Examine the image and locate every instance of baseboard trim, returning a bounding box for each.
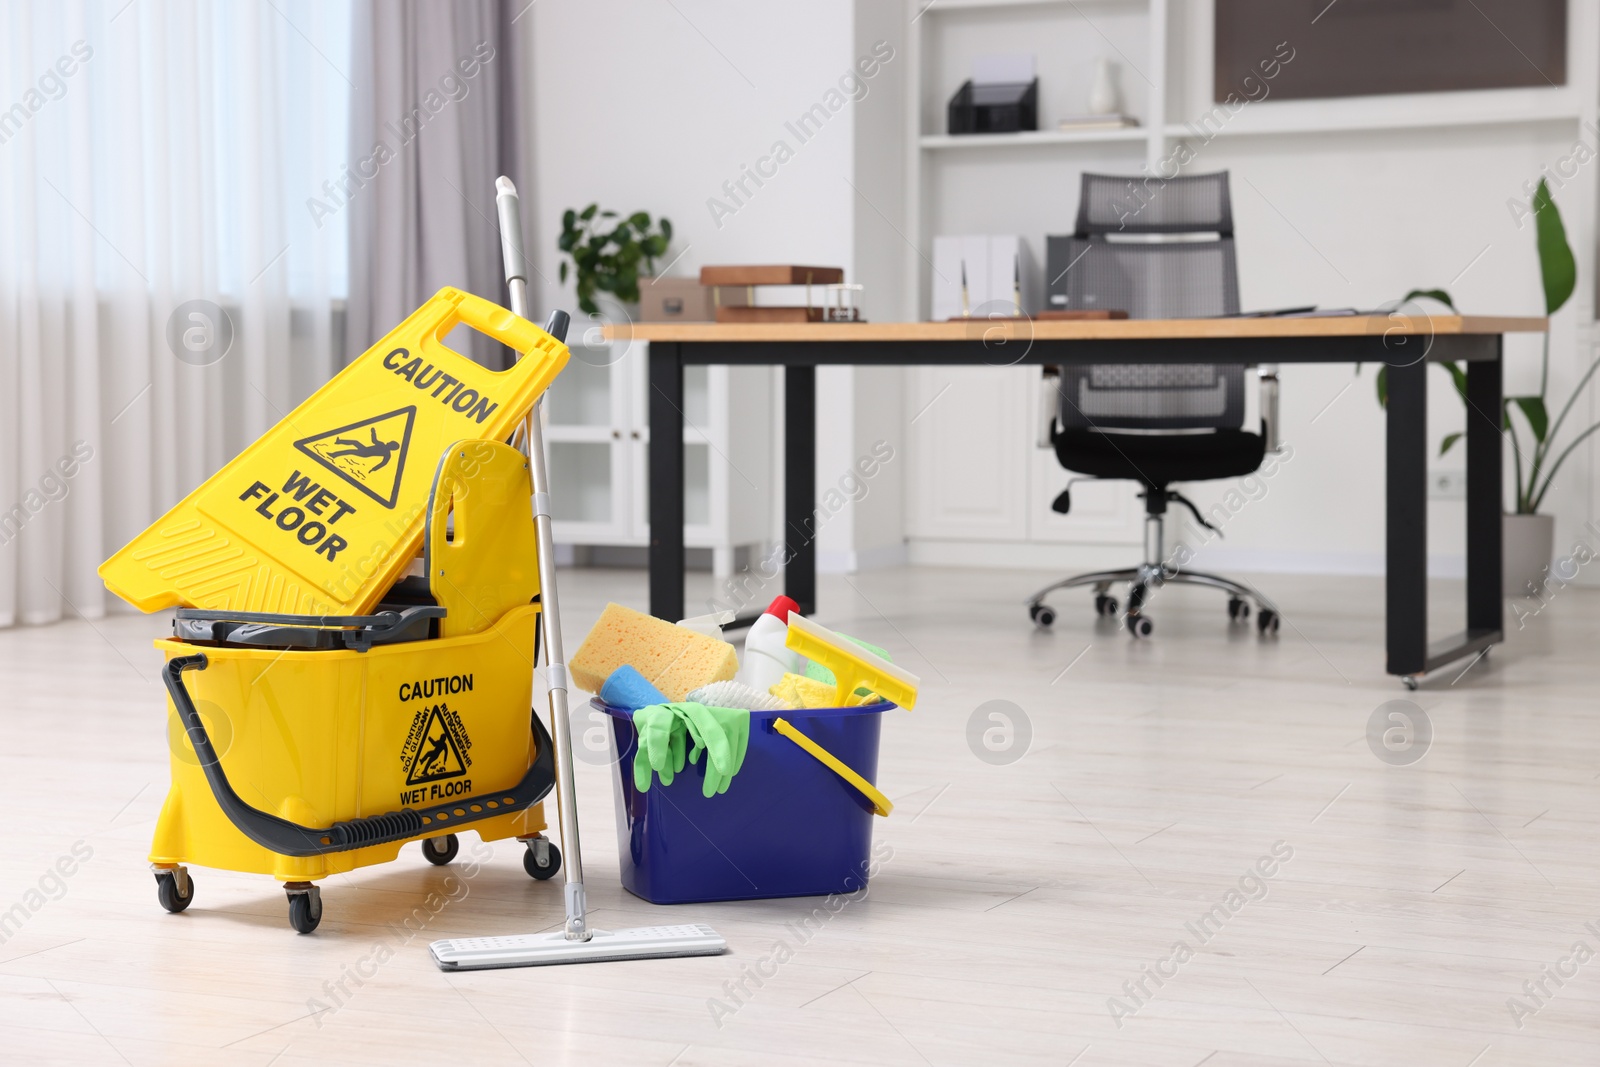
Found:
[818,541,910,575]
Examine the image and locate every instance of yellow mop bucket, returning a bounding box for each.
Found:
[100,287,568,617]
[147,440,562,933]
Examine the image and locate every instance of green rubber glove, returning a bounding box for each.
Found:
[632,704,688,791]
[677,703,751,797]
[631,703,749,797]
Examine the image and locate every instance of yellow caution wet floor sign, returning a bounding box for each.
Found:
[100,288,568,615]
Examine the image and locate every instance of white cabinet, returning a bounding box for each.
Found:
[544,337,773,577]
[907,365,1032,540]
[906,364,1143,550]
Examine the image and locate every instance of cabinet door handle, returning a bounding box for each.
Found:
[611,429,621,440]
[630,430,641,440]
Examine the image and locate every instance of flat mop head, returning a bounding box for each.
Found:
[430,925,726,971]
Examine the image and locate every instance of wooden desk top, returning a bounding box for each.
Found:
[605,314,1546,343]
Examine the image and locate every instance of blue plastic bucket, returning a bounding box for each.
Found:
[597,699,892,904]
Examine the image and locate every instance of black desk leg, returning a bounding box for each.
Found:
[785,364,817,615]
[648,342,685,621]
[1386,360,1428,676]
[1466,345,1503,631]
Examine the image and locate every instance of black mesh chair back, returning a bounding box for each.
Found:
[1056,171,1245,432]
[1075,170,1233,235]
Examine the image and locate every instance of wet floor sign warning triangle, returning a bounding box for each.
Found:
[294,407,416,509]
[405,706,468,786]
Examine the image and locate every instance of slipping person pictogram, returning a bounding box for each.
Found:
[402,704,470,786]
[294,406,417,508]
[326,427,401,473]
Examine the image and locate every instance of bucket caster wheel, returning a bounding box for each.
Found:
[522,837,561,881]
[421,834,459,866]
[285,883,322,934]
[1128,615,1153,638]
[1095,594,1119,618]
[154,866,193,914]
[1028,603,1056,628]
[1227,597,1250,622]
[1257,609,1280,636]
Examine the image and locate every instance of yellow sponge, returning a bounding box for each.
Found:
[770,672,843,709]
[570,602,738,700]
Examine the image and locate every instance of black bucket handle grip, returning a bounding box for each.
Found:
[162,653,555,857]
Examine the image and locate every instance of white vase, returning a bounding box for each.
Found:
[1088,58,1118,116]
[1503,512,1555,597]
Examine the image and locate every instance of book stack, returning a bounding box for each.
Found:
[1056,114,1140,132]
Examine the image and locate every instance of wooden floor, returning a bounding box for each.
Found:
[4,565,1598,1065]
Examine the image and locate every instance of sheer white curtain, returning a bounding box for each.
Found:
[0,0,351,626]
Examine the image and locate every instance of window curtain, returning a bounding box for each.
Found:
[345,0,530,371]
[0,0,351,626]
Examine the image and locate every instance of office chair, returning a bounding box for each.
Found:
[1029,171,1282,638]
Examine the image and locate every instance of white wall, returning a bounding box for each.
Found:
[528,0,911,575]
[527,1,857,294]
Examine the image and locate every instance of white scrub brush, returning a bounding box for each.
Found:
[685,680,794,710]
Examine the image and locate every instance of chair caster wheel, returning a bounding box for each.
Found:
[286,884,322,934]
[1095,594,1119,617]
[1401,675,1419,691]
[1256,609,1280,636]
[523,838,561,880]
[154,867,193,914]
[1228,597,1250,621]
[421,833,459,865]
[1029,603,1056,628]
[1129,615,1153,638]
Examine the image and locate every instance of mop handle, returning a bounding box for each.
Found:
[495,176,590,941]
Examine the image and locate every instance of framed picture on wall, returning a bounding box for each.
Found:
[1214,0,1566,103]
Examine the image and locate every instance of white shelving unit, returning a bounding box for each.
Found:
[543,333,773,579]
[919,127,1147,149]
[903,0,1170,553]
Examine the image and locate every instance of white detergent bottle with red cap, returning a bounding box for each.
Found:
[737,595,804,693]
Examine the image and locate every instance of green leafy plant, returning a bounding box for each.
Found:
[1503,179,1591,515]
[1381,179,1597,515]
[557,205,672,315]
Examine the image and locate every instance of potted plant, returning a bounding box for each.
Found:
[557,204,673,316]
[1382,180,1597,597]
[1498,180,1590,595]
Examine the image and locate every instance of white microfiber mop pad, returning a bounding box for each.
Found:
[685,679,794,711]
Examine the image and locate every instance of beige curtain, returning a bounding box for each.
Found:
[345,0,531,369]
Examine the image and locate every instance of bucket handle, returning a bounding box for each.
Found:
[162,653,556,856]
[772,717,893,817]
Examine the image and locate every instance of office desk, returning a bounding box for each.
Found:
[606,315,1547,682]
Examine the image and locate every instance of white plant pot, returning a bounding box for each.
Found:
[1503,512,1555,597]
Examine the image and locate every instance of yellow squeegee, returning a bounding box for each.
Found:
[784,613,920,710]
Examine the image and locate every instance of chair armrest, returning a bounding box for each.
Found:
[1038,366,1060,449]
[1258,364,1280,452]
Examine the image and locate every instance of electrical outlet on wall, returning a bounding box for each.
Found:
[1429,469,1467,500]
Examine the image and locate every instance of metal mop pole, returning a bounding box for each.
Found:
[427,178,724,970]
[494,176,589,941]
